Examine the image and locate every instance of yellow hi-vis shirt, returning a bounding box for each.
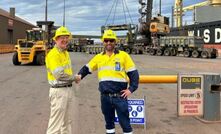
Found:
[86,50,136,82]
[45,46,73,86]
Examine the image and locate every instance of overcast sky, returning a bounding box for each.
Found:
[0,0,205,35]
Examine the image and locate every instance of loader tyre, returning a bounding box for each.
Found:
[164,49,170,56]
[201,51,208,58]
[183,50,191,57]
[149,48,156,55]
[12,52,21,65]
[192,50,199,58]
[125,48,131,54]
[36,52,45,65]
[132,48,138,54]
[156,49,163,56]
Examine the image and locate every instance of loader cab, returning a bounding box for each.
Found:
[26,28,44,41]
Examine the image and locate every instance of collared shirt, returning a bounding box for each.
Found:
[78,50,139,93]
[45,45,74,86]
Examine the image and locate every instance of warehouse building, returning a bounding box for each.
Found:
[0,7,36,45]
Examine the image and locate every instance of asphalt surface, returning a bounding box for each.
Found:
[0,52,221,134]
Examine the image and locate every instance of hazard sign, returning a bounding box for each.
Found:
[115,99,146,124]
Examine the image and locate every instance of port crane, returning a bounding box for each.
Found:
[174,0,221,27]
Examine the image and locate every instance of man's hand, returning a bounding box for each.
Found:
[120,89,131,99]
[74,74,82,84]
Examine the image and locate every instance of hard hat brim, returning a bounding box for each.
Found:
[53,34,71,41]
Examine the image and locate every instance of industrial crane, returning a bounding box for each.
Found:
[70,0,217,58]
[100,0,170,54]
[174,0,221,27]
[73,0,170,54]
[138,0,169,46]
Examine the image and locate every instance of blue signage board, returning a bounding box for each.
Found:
[115,99,146,124]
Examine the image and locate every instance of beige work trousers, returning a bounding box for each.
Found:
[46,86,74,134]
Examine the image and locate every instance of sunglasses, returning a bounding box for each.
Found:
[104,39,115,43]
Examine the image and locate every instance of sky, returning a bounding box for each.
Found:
[0,0,205,36]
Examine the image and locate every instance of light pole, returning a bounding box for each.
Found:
[159,0,161,15]
[63,0,66,26]
[45,0,48,21]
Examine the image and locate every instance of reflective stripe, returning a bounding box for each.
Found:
[126,67,136,73]
[99,77,127,82]
[47,64,71,75]
[47,64,72,81]
[123,132,133,134]
[98,65,125,72]
[106,129,115,133]
[52,65,71,74]
[86,64,92,73]
[52,66,63,74]
[98,66,115,71]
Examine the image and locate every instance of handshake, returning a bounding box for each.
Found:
[73,74,82,84]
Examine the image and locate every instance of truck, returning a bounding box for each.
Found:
[149,36,218,58]
[73,38,94,52]
[12,21,55,65]
[67,36,96,52]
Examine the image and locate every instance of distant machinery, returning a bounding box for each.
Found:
[174,0,221,27]
[149,36,218,58]
[82,0,170,55]
[13,21,55,65]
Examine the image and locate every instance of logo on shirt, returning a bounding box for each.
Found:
[115,62,121,71]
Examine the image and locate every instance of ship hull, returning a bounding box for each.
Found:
[170,20,221,50]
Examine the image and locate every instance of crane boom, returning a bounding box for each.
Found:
[174,0,211,27]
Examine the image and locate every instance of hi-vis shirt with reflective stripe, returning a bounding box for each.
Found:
[45,46,73,86]
[87,50,136,82]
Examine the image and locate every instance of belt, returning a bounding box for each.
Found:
[51,84,72,88]
[102,93,122,97]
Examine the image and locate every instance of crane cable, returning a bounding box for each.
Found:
[112,0,119,24]
[122,0,134,24]
[153,0,157,16]
[122,0,127,24]
[104,0,118,26]
[104,0,134,25]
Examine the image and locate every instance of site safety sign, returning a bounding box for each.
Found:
[115,99,146,124]
[178,74,204,116]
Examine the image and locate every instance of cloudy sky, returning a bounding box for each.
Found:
[0,0,205,35]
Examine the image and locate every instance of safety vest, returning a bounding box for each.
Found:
[45,46,73,86]
[86,50,136,82]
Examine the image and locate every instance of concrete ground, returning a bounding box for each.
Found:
[0,52,221,134]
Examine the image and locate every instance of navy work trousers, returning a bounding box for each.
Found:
[100,94,132,133]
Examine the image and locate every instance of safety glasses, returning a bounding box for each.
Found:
[104,39,115,43]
